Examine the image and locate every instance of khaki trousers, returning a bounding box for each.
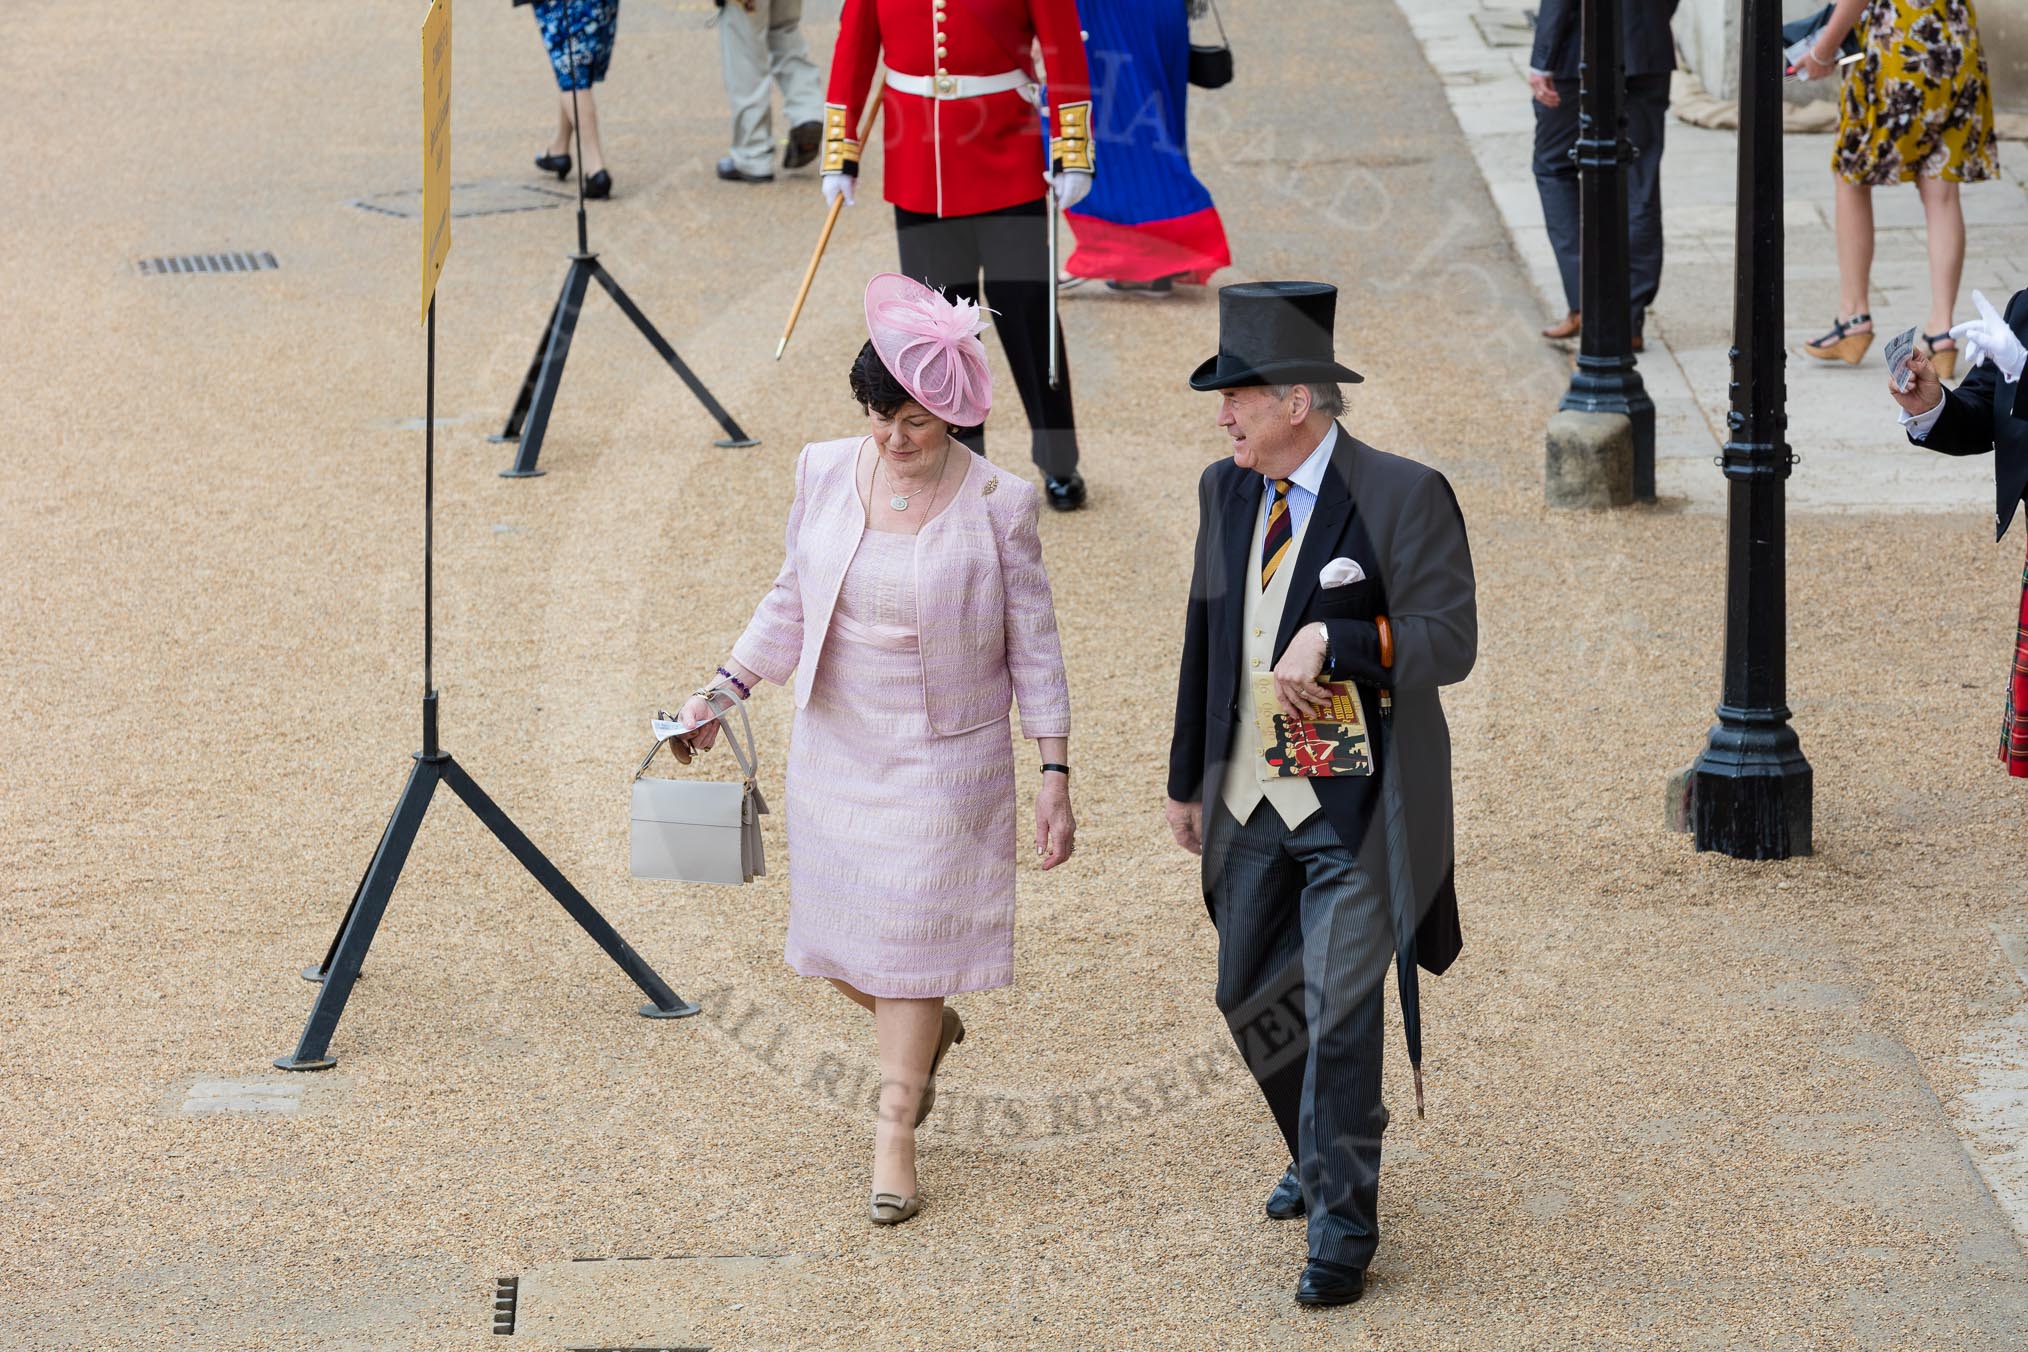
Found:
[718,0,823,177]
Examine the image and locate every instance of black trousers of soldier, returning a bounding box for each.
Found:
[894,200,1080,480]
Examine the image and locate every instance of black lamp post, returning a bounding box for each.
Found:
[1559,0,1656,500]
[1690,0,1812,858]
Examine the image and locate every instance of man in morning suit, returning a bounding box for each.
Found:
[1165,282,1477,1306]
[1528,0,1679,345]
[1891,286,2028,770]
[1893,286,2028,536]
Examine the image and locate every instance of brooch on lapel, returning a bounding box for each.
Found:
[982,477,998,497]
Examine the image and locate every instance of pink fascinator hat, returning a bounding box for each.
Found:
[864,273,993,428]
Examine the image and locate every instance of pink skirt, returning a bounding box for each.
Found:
[781,614,1017,997]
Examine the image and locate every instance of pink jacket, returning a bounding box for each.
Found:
[731,436,1072,739]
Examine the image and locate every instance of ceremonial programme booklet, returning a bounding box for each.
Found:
[1251,673,1375,778]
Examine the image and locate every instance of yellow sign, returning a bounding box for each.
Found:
[420,0,452,321]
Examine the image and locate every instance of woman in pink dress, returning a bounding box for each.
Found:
[673,275,1076,1225]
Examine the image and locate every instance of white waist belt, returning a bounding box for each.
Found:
[885,68,1032,100]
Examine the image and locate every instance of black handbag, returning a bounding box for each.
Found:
[1780,5,1862,67]
[1189,0,1232,90]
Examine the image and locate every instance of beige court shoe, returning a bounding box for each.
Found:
[869,1192,921,1226]
[914,1006,967,1128]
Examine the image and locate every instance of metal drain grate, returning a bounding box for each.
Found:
[491,1275,518,1335]
[136,251,278,276]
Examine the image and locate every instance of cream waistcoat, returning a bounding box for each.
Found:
[1220,498,1322,829]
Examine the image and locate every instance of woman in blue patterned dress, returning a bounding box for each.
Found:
[1058,0,1230,294]
[520,0,621,198]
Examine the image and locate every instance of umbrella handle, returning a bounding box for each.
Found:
[1376,614,1393,715]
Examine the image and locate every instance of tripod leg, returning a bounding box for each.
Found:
[440,756,700,1018]
[490,286,568,446]
[589,263,760,449]
[276,759,441,1070]
[301,786,411,982]
[501,260,595,478]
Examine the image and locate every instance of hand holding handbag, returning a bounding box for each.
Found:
[630,691,769,885]
[1189,0,1233,90]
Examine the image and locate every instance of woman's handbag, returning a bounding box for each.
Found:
[630,692,769,885]
[1188,0,1233,90]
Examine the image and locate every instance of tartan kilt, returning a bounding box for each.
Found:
[2003,535,2028,777]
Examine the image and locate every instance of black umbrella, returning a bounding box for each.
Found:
[1375,695,1426,1118]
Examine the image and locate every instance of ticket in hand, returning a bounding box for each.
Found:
[652,703,730,740]
[1883,326,1918,392]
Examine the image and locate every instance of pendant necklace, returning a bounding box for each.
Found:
[883,446,947,512]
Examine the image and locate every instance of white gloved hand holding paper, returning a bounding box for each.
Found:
[1051,169,1093,211]
[1949,289,2027,385]
[822,173,857,209]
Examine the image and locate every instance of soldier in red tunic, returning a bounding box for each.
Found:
[820,0,1095,510]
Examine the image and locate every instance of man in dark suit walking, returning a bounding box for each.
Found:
[1164,283,1477,1306]
[1529,0,1679,346]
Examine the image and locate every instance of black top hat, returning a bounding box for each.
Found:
[1188,281,1364,390]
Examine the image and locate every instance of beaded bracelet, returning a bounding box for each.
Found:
[715,666,751,700]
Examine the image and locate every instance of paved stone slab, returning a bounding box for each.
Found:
[1398,0,2028,515]
[1958,930,2028,1247]
[179,1077,304,1115]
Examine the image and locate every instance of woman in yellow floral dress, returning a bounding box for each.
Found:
[1799,0,1998,378]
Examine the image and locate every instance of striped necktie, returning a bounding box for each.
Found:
[1260,478,1293,588]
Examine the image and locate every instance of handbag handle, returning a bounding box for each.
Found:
[636,689,762,784]
[1203,0,1228,47]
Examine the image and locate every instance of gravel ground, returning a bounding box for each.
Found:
[4,1,2027,1348]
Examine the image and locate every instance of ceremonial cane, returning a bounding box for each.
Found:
[776,81,886,361]
[1046,181,1062,390]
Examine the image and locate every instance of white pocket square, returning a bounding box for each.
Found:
[1320,557,1365,587]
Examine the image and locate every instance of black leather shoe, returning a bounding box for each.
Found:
[1295,1259,1365,1307]
[1105,274,1179,295]
[1042,472,1086,511]
[535,150,571,180]
[584,169,612,199]
[716,156,775,184]
[783,120,823,170]
[1264,1165,1305,1220]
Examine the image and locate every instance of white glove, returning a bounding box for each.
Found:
[1949,289,2027,385]
[1051,169,1093,211]
[822,173,856,209]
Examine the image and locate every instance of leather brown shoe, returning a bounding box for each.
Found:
[1295,1259,1365,1306]
[1541,310,1581,340]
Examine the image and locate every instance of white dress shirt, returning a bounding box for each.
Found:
[1261,422,1340,540]
[1900,395,1946,441]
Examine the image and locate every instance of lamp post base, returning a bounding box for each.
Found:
[1690,714,1812,859]
[1559,358,1655,501]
